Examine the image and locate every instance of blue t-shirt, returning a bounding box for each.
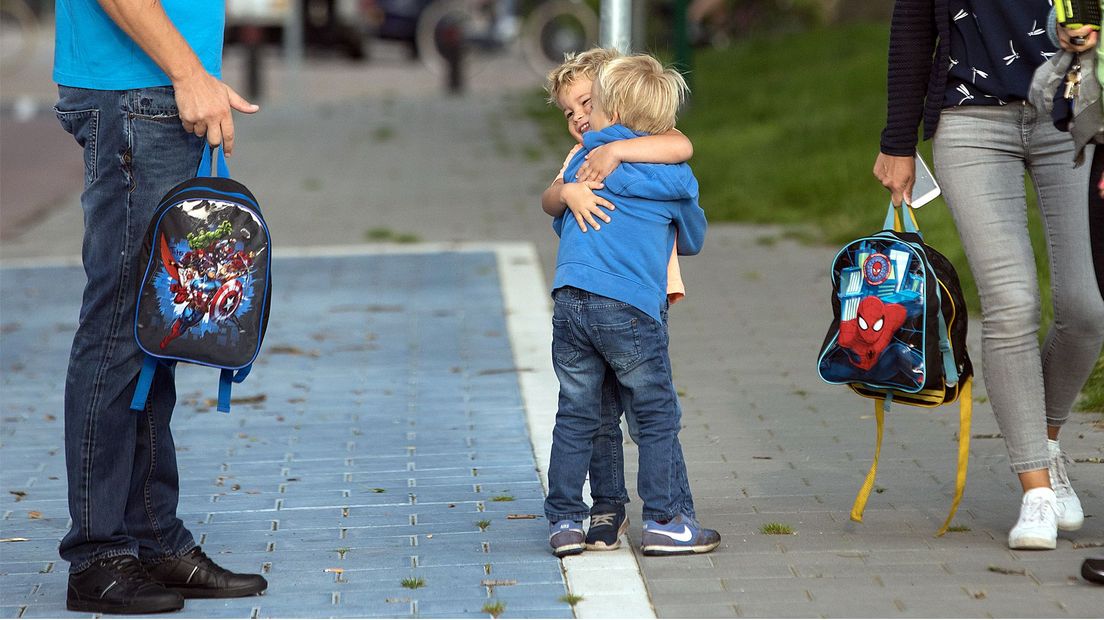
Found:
[54,0,224,90]
[943,0,1057,107]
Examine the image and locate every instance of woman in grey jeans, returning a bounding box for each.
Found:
[873,0,1104,550]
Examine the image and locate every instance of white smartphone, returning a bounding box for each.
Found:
[911,152,941,208]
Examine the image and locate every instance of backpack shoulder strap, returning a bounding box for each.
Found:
[217,365,253,414]
[936,376,972,536]
[850,394,890,523]
[130,355,160,411]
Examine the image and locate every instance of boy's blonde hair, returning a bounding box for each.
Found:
[545,47,622,106]
[593,54,689,135]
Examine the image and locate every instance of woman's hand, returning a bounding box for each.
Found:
[873,152,916,206]
[1058,24,1099,53]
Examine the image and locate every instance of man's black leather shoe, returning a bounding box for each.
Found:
[1082,557,1104,585]
[144,546,267,599]
[67,555,185,614]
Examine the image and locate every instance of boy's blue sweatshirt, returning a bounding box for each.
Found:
[552,124,707,323]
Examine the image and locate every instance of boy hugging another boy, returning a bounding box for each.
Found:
[543,53,720,557]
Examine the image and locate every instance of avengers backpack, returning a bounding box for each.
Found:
[131,145,271,414]
[817,203,973,536]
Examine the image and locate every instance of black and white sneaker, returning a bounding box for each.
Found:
[585,503,628,550]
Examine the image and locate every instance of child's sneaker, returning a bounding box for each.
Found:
[585,503,628,551]
[1047,439,1084,531]
[641,514,720,556]
[1008,487,1058,550]
[549,520,585,557]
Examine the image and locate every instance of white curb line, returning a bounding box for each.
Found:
[494,243,655,620]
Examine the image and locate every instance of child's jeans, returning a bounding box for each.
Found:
[589,335,695,518]
[545,286,695,523]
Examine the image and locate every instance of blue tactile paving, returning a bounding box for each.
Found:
[0,251,573,619]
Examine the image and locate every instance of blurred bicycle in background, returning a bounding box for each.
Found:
[226,0,596,77]
[413,0,598,77]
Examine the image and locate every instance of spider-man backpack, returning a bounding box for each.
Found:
[131,145,272,414]
[817,203,973,535]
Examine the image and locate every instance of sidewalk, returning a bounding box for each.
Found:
[2,26,1103,618]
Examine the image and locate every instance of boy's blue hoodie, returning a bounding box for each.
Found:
[552,124,706,323]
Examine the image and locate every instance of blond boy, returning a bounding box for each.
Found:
[544,54,719,557]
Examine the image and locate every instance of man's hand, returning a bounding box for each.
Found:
[173,71,259,156]
[576,144,622,183]
[562,181,616,232]
[1058,24,1099,53]
[873,152,915,206]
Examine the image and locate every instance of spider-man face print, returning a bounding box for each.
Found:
[838,296,907,370]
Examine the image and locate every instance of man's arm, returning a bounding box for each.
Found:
[97,0,259,155]
[575,129,693,182]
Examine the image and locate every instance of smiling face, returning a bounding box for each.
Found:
[556,78,594,142]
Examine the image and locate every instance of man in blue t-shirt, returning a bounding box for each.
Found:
[54,1,263,614]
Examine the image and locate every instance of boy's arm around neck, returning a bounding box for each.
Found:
[579,129,692,183]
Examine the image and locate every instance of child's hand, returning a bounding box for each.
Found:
[562,181,616,232]
[576,144,622,183]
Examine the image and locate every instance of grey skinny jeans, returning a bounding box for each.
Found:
[932,103,1104,474]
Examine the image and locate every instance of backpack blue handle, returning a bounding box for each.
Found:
[130,355,160,411]
[884,202,920,235]
[197,144,231,178]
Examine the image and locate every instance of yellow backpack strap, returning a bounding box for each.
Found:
[936,377,972,536]
[851,395,889,522]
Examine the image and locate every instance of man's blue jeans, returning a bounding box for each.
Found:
[546,287,695,523]
[55,85,204,572]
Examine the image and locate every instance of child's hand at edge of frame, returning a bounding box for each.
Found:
[562,181,616,232]
[576,144,622,183]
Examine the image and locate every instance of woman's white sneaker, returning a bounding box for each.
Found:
[1008,487,1058,550]
[1048,439,1084,531]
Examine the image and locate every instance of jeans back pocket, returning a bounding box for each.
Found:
[594,319,643,372]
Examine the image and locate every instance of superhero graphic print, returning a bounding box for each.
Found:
[136,198,267,366]
[819,238,926,391]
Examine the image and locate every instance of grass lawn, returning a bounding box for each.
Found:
[523,22,1103,411]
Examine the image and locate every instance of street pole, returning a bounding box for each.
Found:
[600,0,632,53]
[284,0,304,106]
